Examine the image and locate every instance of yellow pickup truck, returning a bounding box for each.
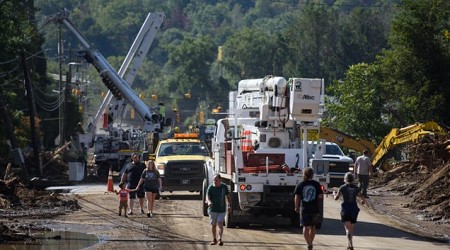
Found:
[150,133,212,195]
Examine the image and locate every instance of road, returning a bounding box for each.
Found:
[45,184,448,250]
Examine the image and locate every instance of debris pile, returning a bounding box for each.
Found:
[0,174,79,242]
[373,135,450,221]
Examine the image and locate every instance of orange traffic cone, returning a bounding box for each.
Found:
[107,168,114,192]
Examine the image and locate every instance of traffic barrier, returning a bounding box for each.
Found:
[241,130,254,151]
[107,168,114,192]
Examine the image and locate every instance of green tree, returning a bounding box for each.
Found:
[222,27,286,83]
[378,0,450,126]
[0,0,51,156]
[325,63,390,142]
[164,34,217,111]
[283,5,340,82]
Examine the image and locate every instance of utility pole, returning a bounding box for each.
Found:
[58,24,64,146]
[21,50,42,176]
[63,45,72,142]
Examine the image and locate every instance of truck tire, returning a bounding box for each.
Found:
[96,164,109,181]
[202,179,209,216]
[225,192,238,228]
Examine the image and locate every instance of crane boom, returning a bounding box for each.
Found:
[55,9,160,133]
[93,12,165,131]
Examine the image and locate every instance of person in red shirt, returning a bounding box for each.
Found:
[116,182,133,217]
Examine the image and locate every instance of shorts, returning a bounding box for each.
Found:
[119,200,127,210]
[341,211,359,224]
[341,205,360,224]
[128,185,145,199]
[208,211,226,225]
[144,187,159,193]
[301,213,320,227]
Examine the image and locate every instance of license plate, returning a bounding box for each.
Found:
[182,179,190,184]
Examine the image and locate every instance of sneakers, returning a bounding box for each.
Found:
[140,209,145,214]
[147,212,150,218]
[210,239,217,245]
[218,239,223,246]
[307,245,313,250]
[127,211,133,215]
[119,212,121,216]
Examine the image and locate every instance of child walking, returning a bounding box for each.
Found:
[116,182,133,217]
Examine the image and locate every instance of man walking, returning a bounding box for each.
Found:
[206,174,231,246]
[354,149,373,198]
[294,167,324,250]
[121,153,145,215]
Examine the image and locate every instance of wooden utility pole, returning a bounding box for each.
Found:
[58,24,64,146]
[21,50,42,177]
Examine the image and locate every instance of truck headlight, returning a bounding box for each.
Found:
[156,163,165,171]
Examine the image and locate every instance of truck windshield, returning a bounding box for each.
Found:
[158,142,209,157]
[310,143,344,156]
[325,144,344,156]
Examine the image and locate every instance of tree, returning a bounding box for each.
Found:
[325,63,390,142]
[378,0,450,126]
[0,0,48,157]
[222,28,286,83]
[164,34,217,111]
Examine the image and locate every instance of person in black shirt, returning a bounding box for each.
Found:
[294,167,323,250]
[120,153,146,215]
[333,172,366,250]
[136,160,162,218]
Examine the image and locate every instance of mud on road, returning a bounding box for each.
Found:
[0,136,449,246]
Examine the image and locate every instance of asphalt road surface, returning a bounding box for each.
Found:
[43,184,448,250]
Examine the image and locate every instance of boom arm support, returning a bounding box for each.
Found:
[55,9,160,132]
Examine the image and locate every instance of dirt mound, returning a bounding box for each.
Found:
[372,136,450,221]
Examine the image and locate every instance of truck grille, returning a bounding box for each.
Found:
[328,161,351,188]
[328,161,351,173]
[164,160,205,190]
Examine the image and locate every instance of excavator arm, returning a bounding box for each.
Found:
[318,127,376,155]
[371,121,447,169]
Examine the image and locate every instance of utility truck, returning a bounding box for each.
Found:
[54,9,165,179]
[203,76,330,228]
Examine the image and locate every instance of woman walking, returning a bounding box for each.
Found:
[333,172,366,250]
[136,160,162,217]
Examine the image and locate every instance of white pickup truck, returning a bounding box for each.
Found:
[310,141,354,188]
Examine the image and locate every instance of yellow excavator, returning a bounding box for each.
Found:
[371,121,447,170]
[317,121,447,171]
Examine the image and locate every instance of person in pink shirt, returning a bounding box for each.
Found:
[116,182,134,217]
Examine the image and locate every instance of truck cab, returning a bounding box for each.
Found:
[151,133,212,195]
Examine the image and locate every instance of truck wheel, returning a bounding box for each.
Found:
[202,179,208,216]
[225,210,236,228]
[225,192,238,228]
[96,165,109,181]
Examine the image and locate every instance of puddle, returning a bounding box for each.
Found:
[1,231,99,250]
